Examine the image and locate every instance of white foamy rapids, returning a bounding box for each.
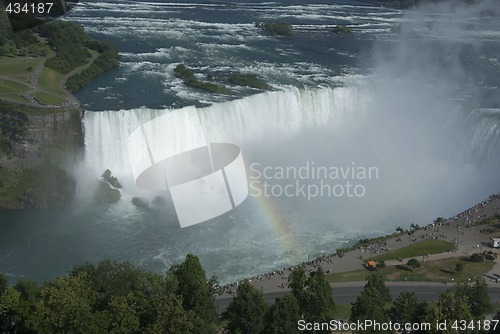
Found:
[83,86,365,178]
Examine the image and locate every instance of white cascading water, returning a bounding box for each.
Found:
[82,82,500,227]
[83,86,367,179]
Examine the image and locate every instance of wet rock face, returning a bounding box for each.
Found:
[0,107,84,210]
[0,108,82,167]
[0,110,28,143]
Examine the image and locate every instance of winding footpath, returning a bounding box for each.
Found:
[0,52,98,109]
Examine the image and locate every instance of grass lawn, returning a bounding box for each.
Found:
[0,57,41,76]
[328,269,369,283]
[327,256,495,283]
[391,256,495,282]
[0,94,30,104]
[32,91,66,105]
[370,239,456,262]
[38,67,65,97]
[0,79,29,94]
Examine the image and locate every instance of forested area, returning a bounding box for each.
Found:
[0,255,219,333]
[65,40,118,92]
[0,7,42,56]
[38,21,90,73]
[1,254,496,334]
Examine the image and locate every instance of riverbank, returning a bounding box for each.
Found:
[218,194,500,296]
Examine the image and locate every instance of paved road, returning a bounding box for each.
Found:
[216,284,500,314]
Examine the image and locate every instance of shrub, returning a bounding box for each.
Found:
[470,253,484,263]
[174,64,230,95]
[407,258,421,270]
[228,73,271,90]
[485,254,496,261]
[256,22,294,37]
[331,25,352,35]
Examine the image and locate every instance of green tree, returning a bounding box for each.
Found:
[72,260,153,313]
[288,265,336,326]
[363,273,391,302]
[455,262,464,272]
[350,274,392,334]
[469,253,484,263]
[225,280,268,334]
[72,260,192,332]
[169,254,217,332]
[351,294,392,334]
[35,273,109,334]
[144,293,197,334]
[302,267,335,324]
[390,291,428,333]
[0,274,7,295]
[0,275,20,334]
[107,293,140,334]
[288,265,308,311]
[453,278,491,318]
[428,289,473,334]
[265,294,301,334]
[407,258,421,270]
[12,279,41,333]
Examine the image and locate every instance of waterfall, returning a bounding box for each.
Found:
[83,82,500,217]
[83,86,367,178]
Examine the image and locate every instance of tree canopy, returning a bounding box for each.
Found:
[0,256,218,333]
[224,280,268,334]
[350,274,392,334]
[1,256,498,333]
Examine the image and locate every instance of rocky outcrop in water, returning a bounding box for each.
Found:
[101,169,122,188]
[132,197,150,209]
[94,180,121,203]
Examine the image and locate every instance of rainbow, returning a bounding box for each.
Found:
[247,176,304,262]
